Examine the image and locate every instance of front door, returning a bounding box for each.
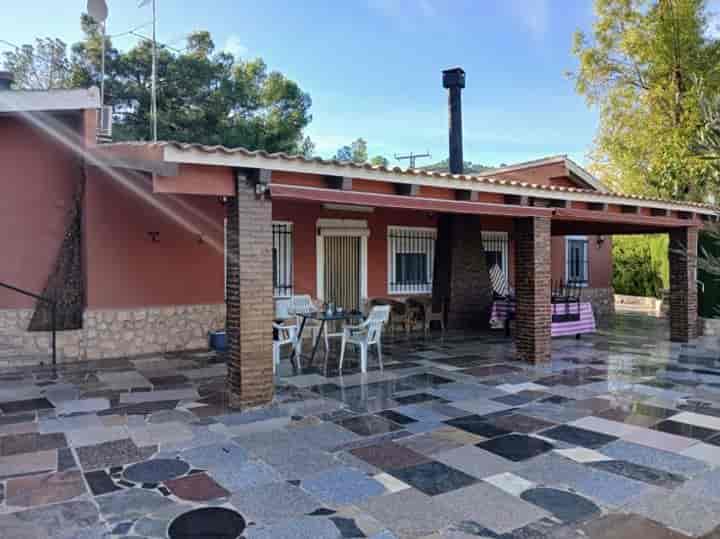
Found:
[322,235,361,311]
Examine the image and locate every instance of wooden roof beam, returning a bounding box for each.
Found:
[395,183,420,196]
[325,175,353,190]
[456,189,479,201]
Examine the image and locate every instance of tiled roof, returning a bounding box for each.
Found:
[102,141,720,213]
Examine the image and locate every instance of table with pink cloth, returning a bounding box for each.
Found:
[490,299,597,337]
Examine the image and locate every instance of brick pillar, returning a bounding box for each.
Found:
[432,214,493,330]
[514,216,551,363]
[226,175,274,409]
[669,227,698,342]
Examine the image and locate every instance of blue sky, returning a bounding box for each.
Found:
[3,1,608,166]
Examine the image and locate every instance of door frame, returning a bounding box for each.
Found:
[316,219,369,303]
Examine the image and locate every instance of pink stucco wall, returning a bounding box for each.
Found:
[84,167,225,308]
[0,114,83,308]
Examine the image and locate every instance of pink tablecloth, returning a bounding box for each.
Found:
[490,299,596,337]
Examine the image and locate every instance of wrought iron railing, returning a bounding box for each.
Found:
[272,223,293,297]
[0,282,56,365]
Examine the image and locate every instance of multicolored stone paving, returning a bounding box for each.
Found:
[2,315,720,538]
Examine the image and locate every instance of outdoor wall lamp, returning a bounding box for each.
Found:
[597,235,606,247]
[148,231,160,242]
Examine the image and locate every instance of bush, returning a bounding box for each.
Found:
[612,235,669,298]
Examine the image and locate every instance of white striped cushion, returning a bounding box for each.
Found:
[489,264,509,297]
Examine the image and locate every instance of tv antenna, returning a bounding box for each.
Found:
[394,151,431,169]
[87,0,108,108]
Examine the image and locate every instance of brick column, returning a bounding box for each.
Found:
[432,214,493,330]
[514,216,551,363]
[226,174,274,409]
[669,227,699,342]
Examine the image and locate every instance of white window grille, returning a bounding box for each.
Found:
[272,222,293,298]
[566,236,589,285]
[387,226,436,294]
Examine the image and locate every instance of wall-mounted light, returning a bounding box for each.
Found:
[148,231,160,242]
[596,235,606,248]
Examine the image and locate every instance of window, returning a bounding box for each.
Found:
[566,236,589,285]
[272,222,293,297]
[388,226,436,294]
[482,231,509,279]
[224,220,294,298]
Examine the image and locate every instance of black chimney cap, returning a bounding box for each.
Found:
[442,67,465,89]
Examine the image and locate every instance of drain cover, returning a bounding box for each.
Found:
[168,507,246,539]
[123,459,190,483]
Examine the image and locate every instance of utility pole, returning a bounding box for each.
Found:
[151,0,157,142]
[394,151,431,169]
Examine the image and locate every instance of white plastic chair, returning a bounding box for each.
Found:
[272,322,300,374]
[339,305,390,374]
[289,294,321,355]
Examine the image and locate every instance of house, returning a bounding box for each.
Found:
[0,68,714,407]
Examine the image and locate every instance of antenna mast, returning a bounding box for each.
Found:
[394,151,431,169]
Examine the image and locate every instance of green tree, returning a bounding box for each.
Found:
[301,136,315,158]
[571,0,720,201]
[370,155,389,167]
[2,38,72,89]
[351,138,368,163]
[64,16,312,152]
[612,235,669,297]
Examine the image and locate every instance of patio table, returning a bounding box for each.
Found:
[290,310,364,369]
[490,299,596,338]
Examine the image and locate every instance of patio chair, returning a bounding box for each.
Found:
[551,280,582,323]
[367,298,413,336]
[272,321,300,374]
[406,297,445,336]
[289,294,321,353]
[338,305,390,374]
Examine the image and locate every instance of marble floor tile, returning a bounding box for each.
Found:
[569,416,646,438]
[335,415,403,437]
[96,488,174,523]
[624,426,699,453]
[588,459,685,487]
[5,470,86,507]
[119,388,199,404]
[358,488,463,538]
[676,469,720,501]
[434,444,522,479]
[476,434,555,462]
[394,428,478,456]
[129,421,194,446]
[84,470,123,496]
[75,438,152,471]
[0,431,66,456]
[229,481,323,524]
[540,425,617,449]
[483,472,535,496]
[600,440,709,477]
[376,410,417,425]
[516,453,651,507]
[164,472,230,501]
[435,482,550,534]
[489,414,557,434]
[625,489,720,537]
[0,398,54,414]
[350,441,430,471]
[554,447,611,463]
[373,472,411,493]
[66,426,129,447]
[574,514,694,539]
[449,398,514,417]
[388,460,478,496]
[302,466,385,505]
[444,415,513,438]
[0,449,57,478]
[681,442,720,466]
[97,371,151,390]
[653,419,720,441]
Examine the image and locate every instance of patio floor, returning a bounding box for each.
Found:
[1,315,720,538]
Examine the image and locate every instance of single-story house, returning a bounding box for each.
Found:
[0,68,715,408]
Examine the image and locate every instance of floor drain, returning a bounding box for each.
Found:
[168,507,246,539]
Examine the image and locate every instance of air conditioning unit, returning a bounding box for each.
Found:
[96,105,113,142]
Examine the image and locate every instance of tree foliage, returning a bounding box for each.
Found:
[334,138,388,164]
[2,38,72,89]
[612,235,669,297]
[571,0,720,201]
[3,17,312,153]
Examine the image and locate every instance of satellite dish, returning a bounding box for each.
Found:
[87,0,108,23]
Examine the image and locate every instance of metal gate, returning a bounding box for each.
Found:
[323,235,361,311]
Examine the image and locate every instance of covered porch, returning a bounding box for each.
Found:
[92,141,717,409]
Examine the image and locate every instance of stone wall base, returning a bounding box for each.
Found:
[700,317,720,337]
[583,287,615,321]
[0,304,226,363]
